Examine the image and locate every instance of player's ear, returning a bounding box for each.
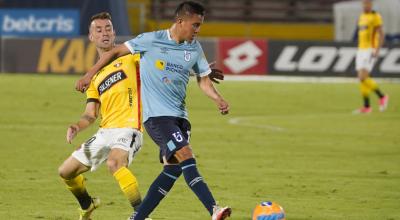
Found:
[88,33,93,41]
[175,16,183,24]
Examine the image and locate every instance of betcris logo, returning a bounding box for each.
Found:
[0,9,79,37]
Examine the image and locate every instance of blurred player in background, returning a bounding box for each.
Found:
[354,0,388,114]
[58,12,145,220]
[75,1,232,220]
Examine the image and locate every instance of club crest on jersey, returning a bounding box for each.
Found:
[184,50,191,62]
[98,70,127,95]
[114,61,122,68]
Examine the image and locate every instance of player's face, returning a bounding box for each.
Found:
[363,0,372,12]
[179,14,204,42]
[88,19,115,50]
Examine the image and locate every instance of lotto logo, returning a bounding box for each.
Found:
[219,39,267,75]
[271,44,400,74]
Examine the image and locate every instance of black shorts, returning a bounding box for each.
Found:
[144,116,191,163]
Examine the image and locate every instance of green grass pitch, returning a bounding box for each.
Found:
[0,73,399,220]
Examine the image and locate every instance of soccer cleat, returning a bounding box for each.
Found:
[352,107,372,114]
[78,197,100,220]
[379,95,389,112]
[212,205,232,220]
[127,212,152,220]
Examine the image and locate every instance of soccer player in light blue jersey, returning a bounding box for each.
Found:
[76,1,231,220]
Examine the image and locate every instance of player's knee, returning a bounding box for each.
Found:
[175,145,194,162]
[58,165,72,179]
[106,158,126,174]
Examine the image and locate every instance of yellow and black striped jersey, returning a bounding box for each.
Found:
[358,11,383,49]
[86,54,142,131]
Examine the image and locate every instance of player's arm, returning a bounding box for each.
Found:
[75,44,131,92]
[197,75,229,115]
[373,25,384,57]
[66,101,100,144]
[196,61,224,84]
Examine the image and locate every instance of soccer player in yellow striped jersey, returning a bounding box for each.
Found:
[58,12,146,220]
[355,0,388,114]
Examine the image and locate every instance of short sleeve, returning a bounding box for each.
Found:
[374,13,383,27]
[86,80,99,103]
[124,32,153,54]
[192,42,211,77]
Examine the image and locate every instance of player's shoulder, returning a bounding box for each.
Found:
[135,30,167,41]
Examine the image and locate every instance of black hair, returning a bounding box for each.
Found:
[174,1,205,19]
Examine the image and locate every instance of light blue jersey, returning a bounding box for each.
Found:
[124,30,211,122]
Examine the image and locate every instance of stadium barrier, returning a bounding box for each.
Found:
[0,37,399,77]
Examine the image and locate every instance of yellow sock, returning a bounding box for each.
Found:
[62,175,92,209]
[364,77,378,90]
[113,167,141,209]
[63,174,86,194]
[360,81,371,97]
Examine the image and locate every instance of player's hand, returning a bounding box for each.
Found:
[217,98,229,115]
[75,74,91,93]
[66,124,80,144]
[372,49,380,58]
[208,61,224,84]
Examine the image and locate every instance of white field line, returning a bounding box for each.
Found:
[228,117,285,132]
[222,75,400,83]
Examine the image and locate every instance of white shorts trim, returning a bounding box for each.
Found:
[356,49,376,72]
[72,128,143,171]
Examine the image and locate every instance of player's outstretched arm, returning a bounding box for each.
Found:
[75,44,131,92]
[197,75,229,115]
[66,102,99,144]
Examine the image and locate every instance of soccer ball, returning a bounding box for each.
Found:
[252,201,286,220]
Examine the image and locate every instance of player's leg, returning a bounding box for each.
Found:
[59,131,109,219]
[131,160,182,220]
[108,148,142,211]
[131,118,183,220]
[58,156,100,220]
[58,156,93,210]
[172,119,231,219]
[356,69,372,113]
[362,73,388,112]
[174,148,232,218]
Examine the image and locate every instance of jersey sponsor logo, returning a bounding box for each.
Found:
[156,59,166,70]
[98,70,127,95]
[155,59,187,74]
[359,25,368,31]
[270,42,400,75]
[162,76,172,84]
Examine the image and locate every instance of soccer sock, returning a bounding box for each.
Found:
[364,77,384,98]
[134,165,182,220]
[363,77,378,90]
[113,167,142,210]
[360,81,371,107]
[180,158,216,215]
[62,175,92,209]
[363,96,370,108]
